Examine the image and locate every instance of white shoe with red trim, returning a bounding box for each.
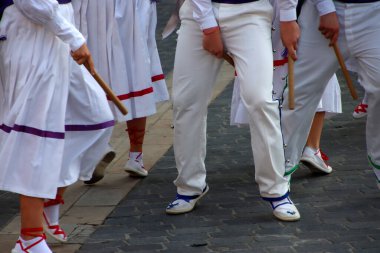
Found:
[352,102,368,119]
[43,195,67,242]
[124,152,148,177]
[300,146,332,174]
[11,228,52,253]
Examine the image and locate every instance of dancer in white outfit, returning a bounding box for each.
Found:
[166,0,301,221]
[280,0,380,189]
[230,0,342,175]
[0,0,114,252]
[73,0,169,181]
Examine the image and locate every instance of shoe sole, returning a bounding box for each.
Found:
[300,157,332,174]
[124,167,148,177]
[352,113,367,119]
[166,185,209,215]
[273,212,301,222]
[84,151,116,185]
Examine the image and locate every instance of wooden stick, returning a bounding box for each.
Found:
[287,56,295,110]
[223,52,235,67]
[332,43,358,100]
[85,66,128,115]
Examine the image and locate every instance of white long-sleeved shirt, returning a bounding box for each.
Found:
[189,0,299,30]
[310,0,336,16]
[14,0,85,51]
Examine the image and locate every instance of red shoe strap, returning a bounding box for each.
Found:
[318,149,330,166]
[20,227,45,238]
[44,194,64,207]
[354,103,368,113]
[42,212,67,239]
[319,150,329,161]
[48,224,67,236]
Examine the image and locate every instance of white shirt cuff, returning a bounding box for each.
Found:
[68,36,86,51]
[315,1,336,16]
[198,16,218,30]
[280,9,297,22]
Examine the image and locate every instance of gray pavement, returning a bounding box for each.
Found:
[0,191,18,230]
[77,74,380,253]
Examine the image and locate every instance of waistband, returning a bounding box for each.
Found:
[1,0,71,20]
[212,0,259,4]
[335,0,380,3]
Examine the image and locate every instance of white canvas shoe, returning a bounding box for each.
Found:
[43,212,67,242]
[12,228,52,253]
[166,185,209,214]
[300,146,332,174]
[124,152,148,177]
[43,195,67,242]
[270,197,300,222]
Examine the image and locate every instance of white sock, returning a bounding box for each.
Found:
[43,204,60,226]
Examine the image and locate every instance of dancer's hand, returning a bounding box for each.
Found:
[203,26,224,59]
[71,43,95,74]
[280,21,300,61]
[319,12,339,46]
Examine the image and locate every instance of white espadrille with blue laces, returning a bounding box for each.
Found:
[269,196,300,221]
[166,185,209,214]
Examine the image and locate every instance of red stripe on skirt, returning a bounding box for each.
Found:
[108,87,154,101]
[151,74,165,82]
[274,58,288,66]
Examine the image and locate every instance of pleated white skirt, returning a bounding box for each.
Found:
[0,4,114,198]
[73,0,169,122]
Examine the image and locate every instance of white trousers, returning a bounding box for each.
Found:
[281,1,380,178]
[172,0,289,199]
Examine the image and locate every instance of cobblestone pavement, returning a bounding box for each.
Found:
[77,73,380,253]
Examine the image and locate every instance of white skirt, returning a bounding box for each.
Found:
[316,74,342,119]
[0,4,114,199]
[73,0,169,122]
